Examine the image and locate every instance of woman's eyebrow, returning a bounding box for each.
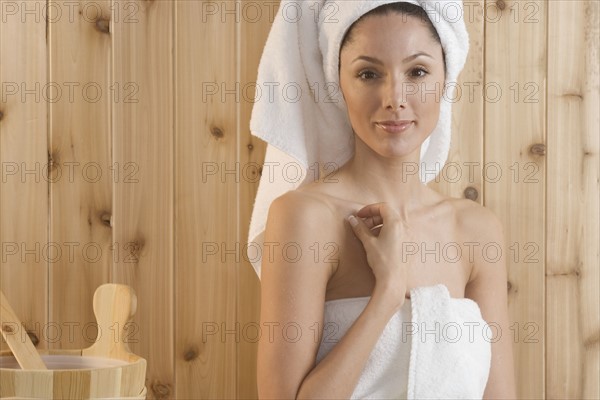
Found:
[352,52,433,65]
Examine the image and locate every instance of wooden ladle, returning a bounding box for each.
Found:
[0,290,47,370]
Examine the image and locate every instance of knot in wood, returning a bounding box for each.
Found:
[152,383,171,397]
[463,186,479,201]
[184,347,198,361]
[100,213,112,227]
[211,126,224,139]
[530,143,546,156]
[95,19,110,34]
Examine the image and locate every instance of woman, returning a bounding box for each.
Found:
[256,2,517,399]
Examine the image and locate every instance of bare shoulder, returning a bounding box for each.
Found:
[268,187,338,228]
[451,198,504,240]
[265,188,340,277]
[446,198,505,283]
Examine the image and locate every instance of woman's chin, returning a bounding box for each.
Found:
[373,144,418,159]
[355,134,422,160]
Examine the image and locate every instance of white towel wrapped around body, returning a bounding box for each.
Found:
[316,284,492,399]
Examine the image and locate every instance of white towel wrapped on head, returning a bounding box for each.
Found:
[247,0,470,279]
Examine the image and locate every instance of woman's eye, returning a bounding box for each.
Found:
[358,70,377,80]
[412,67,429,78]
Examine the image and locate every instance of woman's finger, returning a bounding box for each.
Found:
[355,204,385,231]
[355,203,383,219]
[369,224,382,237]
[346,214,374,245]
[361,215,383,230]
[356,202,399,223]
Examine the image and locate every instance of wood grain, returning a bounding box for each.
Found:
[112,0,174,398]
[484,0,547,398]
[547,1,600,398]
[48,0,113,352]
[175,0,238,398]
[0,0,48,353]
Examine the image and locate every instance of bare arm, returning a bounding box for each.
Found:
[296,287,400,399]
[257,193,403,399]
[464,205,518,400]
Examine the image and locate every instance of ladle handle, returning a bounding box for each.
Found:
[82,283,138,360]
[0,290,47,370]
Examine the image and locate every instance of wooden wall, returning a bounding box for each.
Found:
[0,0,597,398]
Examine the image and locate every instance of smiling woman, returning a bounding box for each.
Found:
[248,1,518,399]
[338,4,446,165]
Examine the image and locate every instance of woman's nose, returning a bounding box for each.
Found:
[384,78,412,110]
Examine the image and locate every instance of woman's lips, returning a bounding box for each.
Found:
[375,121,414,133]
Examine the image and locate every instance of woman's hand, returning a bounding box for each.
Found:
[346,202,414,309]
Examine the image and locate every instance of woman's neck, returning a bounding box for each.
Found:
[334,138,431,219]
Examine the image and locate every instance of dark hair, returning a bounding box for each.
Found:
[339,2,446,73]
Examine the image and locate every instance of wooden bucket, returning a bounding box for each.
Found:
[0,284,147,399]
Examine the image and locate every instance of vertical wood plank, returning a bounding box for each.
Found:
[239,1,274,397]
[112,0,174,398]
[547,1,599,398]
[48,0,112,351]
[175,0,239,398]
[0,0,48,351]
[485,0,547,398]
[430,0,485,204]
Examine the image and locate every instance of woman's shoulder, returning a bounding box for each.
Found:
[436,195,504,287]
[266,182,346,236]
[264,184,343,280]
[423,191,503,243]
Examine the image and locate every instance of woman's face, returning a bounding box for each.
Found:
[339,13,445,159]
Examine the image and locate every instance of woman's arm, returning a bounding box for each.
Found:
[257,192,402,399]
[463,204,518,400]
[295,287,401,399]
